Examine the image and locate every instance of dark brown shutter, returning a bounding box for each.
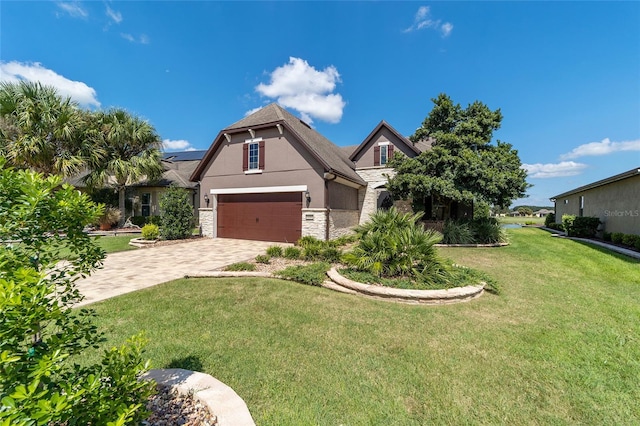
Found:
[259,140,265,170]
[374,146,380,166]
[242,143,248,171]
[388,145,394,160]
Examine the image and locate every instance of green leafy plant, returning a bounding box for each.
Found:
[544,213,556,228]
[470,217,507,244]
[635,238,640,251]
[284,246,302,260]
[603,232,612,242]
[0,161,154,425]
[562,214,576,235]
[611,232,624,244]
[266,246,283,257]
[276,262,330,286]
[622,234,639,247]
[159,186,193,240]
[343,208,447,281]
[141,223,159,240]
[442,220,475,244]
[255,254,271,264]
[225,262,256,272]
[569,217,600,238]
[98,206,122,230]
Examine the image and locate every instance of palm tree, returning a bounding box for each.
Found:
[84,108,163,226]
[0,81,101,177]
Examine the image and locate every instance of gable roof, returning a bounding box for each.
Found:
[349,120,431,161]
[190,103,365,185]
[551,167,640,200]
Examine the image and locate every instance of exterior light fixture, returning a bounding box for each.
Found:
[204,194,210,207]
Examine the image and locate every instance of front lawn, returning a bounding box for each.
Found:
[93,235,138,253]
[84,228,640,425]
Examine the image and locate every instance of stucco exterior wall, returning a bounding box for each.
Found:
[554,174,640,235]
[199,127,327,209]
[352,127,418,168]
[328,181,358,210]
[329,209,358,239]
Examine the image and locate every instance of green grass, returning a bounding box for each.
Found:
[83,228,640,425]
[93,235,138,253]
[499,215,545,225]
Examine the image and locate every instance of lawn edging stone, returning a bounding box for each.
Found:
[144,368,255,426]
[326,268,485,304]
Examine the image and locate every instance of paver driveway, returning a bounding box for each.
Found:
[76,238,278,306]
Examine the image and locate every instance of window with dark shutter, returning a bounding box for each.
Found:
[242,143,249,171]
[388,145,394,160]
[374,146,380,166]
[259,140,265,170]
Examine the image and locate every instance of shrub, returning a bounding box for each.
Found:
[320,247,342,263]
[225,262,256,272]
[330,234,357,247]
[131,215,161,227]
[570,217,600,238]
[159,186,193,240]
[141,223,159,240]
[276,262,330,286]
[611,232,625,244]
[0,161,153,425]
[343,208,446,279]
[302,243,322,260]
[255,254,271,264]
[469,218,507,244]
[622,234,639,247]
[297,235,322,247]
[266,246,283,257]
[284,246,302,259]
[544,213,556,228]
[97,206,121,229]
[603,232,612,242]
[635,238,640,251]
[442,220,475,244]
[562,214,576,235]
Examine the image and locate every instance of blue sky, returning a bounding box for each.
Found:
[2,1,639,207]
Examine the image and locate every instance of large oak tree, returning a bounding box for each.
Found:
[387,94,529,217]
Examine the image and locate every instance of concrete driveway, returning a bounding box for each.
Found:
[76,238,278,306]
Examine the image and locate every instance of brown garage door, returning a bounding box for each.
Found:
[217,192,302,243]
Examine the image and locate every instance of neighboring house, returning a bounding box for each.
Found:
[551,167,640,235]
[532,208,554,217]
[190,104,434,242]
[129,150,206,219]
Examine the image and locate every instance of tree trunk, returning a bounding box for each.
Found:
[118,186,126,227]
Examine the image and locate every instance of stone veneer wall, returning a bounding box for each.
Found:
[329,209,359,239]
[355,167,396,224]
[301,208,328,241]
[198,208,214,238]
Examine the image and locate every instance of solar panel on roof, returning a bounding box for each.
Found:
[162,150,207,162]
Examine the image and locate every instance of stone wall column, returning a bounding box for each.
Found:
[198,208,214,238]
[301,208,329,241]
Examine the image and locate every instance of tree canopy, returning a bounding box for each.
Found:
[387,94,529,216]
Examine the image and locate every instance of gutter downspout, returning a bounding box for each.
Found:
[323,172,337,241]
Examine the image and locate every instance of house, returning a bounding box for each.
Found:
[551,167,640,235]
[189,104,432,242]
[129,150,206,219]
[532,208,554,217]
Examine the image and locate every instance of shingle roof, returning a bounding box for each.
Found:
[162,150,207,162]
[191,103,364,185]
[551,167,640,200]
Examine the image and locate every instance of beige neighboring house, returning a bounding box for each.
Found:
[190,104,433,242]
[129,150,205,219]
[533,208,554,217]
[551,167,640,235]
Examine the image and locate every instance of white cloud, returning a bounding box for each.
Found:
[404,6,453,37]
[56,1,88,19]
[121,33,149,44]
[162,139,195,151]
[0,61,100,108]
[255,57,345,124]
[522,161,588,179]
[244,107,262,117]
[560,138,640,160]
[106,5,122,24]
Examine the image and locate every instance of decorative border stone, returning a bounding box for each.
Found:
[143,368,255,426]
[325,268,485,305]
[129,238,158,248]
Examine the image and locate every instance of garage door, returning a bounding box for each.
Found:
[217,192,302,243]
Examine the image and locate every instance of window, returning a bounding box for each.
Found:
[141,193,151,217]
[243,139,265,173]
[579,196,584,217]
[380,145,388,165]
[374,143,394,166]
[248,142,259,170]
